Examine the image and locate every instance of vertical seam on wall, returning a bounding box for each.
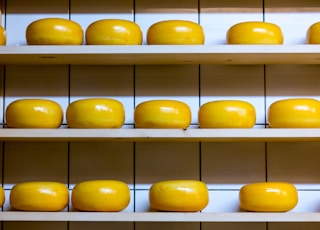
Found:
[262,0,265,22]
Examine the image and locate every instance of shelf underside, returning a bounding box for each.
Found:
[1,212,320,222]
[0,128,320,142]
[0,45,320,65]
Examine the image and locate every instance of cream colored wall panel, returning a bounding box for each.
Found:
[200,65,265,125]
[3,142,68,189]
[265,0,320,44]
[135,0,198,44]
[135,65,199,125]
[201,142,266,186]
[0,66,4,123]
[135,190,150,212]
[3,222,67,230]
[70,0,133,44]
[69,222,133,230]
[267,142,320,184]
[4,65,69,124]
[204,191,239,212]
[135,142,200,186]
[200,0,263,44]
[293,191,320,212]
[70,65,134,124]
[5,0,69,45]
[203,222,266,230]
[69,142,134,185]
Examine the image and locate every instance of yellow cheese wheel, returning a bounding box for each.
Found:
[149,180,209,212]
[26,18,83,45]
[72,180,130,212]
[0,187,5,208]
[226,21,283,44]
[239,182,298,212]
[198,100,256,128]
[268,98,320,128]
[10,181,69,211]
[0,26,6,45]
[306,22,320,44]
[6,99,63,128]
[66,98,125,128]
[147,20,205,45]
[134,100,191,129]
[86,19,142,45]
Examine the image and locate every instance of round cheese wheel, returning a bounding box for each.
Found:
[86,19,142,45]
[147,20,205,45]
[0,26,6,45]
[6,99,63,128]
[134,100,191,129]
[72,180,130,212]
[66,98,125,128]
[268,98,320,128]
[307,22,320,44]
[149,180,209,212]
[0,187,5,208]
[198,100,256,128]
[26,18,83,45]
[226,21,283,44]
[239,182,298,212]
[10,181,69,211]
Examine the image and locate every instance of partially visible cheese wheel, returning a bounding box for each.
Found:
[10,181,69,211]
[0,187,4,207]
[198,100,256,128]
[149,180,209,212]
[6,99,63,128]
[226,21,283,44]
[26,18,83,45]
[0,26,6,45]
[72,180,130,212]
[268,98,320,128]
[147,20,205,45]
[86,19,143,45]
[134,100,191,129]
[66,98,125,128]
[306,22,320,44]
[239,182,298,212]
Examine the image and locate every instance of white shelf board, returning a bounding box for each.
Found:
[0,45,320,65]
[1,128,320,142]
[1,212,320,222]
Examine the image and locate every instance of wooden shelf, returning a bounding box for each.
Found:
[0,45,320,65]
[1,212,320,222]
[1,128,320,142]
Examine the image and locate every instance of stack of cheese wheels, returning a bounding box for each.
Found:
[198,100,256,128]
[226,21,283,44]
[26,18,83,45]
[72,180,130,211]
[5,99,63,128]
[147,20,205,45]
[239,182,298,212]
[66,98,125,128]
[134,100,191,129]
[268,98,320,128]
[0,26,6,45]
[86,19,143,45]
[307,22,320,44]
[10,181,69,211]
[149,180,209,212]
